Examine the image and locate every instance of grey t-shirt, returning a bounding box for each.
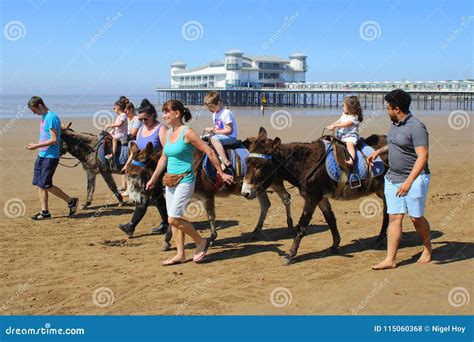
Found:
[385,113,430,183]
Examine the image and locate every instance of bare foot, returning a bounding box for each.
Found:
[372,259,397,270]
[417,249,432,264]
[162,256,186,266]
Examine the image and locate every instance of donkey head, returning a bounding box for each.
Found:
[241,127,281,200]
[59,122,73,156]
[125,141,158,205]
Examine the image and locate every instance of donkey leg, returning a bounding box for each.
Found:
[203,195,218,241]
[317,197,340,251]
[271,180,294,233]
[283,197,319,265]
[83,171,96,209]
[250,191,271,239]
[375,190,388,247]
[100,172,124,207]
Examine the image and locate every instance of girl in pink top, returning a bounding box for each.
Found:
[105,100,128,159]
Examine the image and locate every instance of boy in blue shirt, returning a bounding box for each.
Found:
[26,96,78,220]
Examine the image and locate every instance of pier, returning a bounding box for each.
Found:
[156,88,473,111]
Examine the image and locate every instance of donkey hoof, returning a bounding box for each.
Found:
[162,241,171,251]
[329,245,340,254]
[117,202,124,208]
[209,233,218,242]
[81,204,89,210]
[282,255,294,266]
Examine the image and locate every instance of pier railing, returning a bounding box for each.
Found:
[156,88,473,111]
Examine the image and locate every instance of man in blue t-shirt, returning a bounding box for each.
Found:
[27,96,79,220]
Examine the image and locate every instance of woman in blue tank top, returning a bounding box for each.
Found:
[146,100,233,265]
[118,99,169,239]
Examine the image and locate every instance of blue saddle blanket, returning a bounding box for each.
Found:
[97,136,129,166]
[203,145,249,179]
[323,140,384,182]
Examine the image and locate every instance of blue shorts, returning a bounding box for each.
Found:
[384,173,430,218]
[32,156,59,189]
[211,134,238,145]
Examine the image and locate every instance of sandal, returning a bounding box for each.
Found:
[193,238,210,263]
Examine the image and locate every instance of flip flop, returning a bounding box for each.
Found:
[162,258,186,266]
[193,238,210,263]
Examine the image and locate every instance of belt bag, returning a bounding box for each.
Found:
[163,172,188,187]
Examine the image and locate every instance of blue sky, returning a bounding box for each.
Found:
[1,0,472,95]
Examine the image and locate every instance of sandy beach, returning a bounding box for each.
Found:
[0,113,472,315]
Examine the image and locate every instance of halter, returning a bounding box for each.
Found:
[131,160,147,168]
[247,153,272,160]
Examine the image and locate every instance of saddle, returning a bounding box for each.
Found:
[97,132,129,170]
[202,141,249,191]
[322,136,384,195]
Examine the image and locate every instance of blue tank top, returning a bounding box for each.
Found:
[164,127,195,184]
[136,124,164,151]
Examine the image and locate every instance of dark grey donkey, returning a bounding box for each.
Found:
[60,123,124,209]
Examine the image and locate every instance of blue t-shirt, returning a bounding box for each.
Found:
[39,111,61,159]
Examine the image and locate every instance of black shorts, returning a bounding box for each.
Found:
[32,156,59,189]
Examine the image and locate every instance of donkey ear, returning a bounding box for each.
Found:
[61,122,72,130]
[272,137,281,150]
[258,127,267,139]
[144,141,154,158]
[241,137,253,149]
[129,141,138,156]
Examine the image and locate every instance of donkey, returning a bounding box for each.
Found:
[60,123,124,209]
[125,139,294,243]
[241,127,389,265]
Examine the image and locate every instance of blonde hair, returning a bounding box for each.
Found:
[204,91,221,107]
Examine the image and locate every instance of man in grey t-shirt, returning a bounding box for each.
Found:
[367,89,432,270]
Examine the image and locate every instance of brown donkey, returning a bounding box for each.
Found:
[241,127,389,265]
[125,140,294,245]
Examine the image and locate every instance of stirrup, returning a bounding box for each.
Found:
[349,173,362,189]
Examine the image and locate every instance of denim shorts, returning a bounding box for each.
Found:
[384,173,430,218]
[211,134,238,145]
[165,181,195,218]
[32,156,59,189]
